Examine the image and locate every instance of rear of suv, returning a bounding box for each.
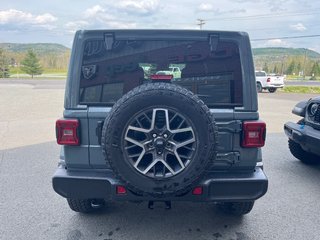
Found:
[53,30,268,215]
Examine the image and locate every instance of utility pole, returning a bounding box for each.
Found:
[302,48,307,80]
[197,19,205,30]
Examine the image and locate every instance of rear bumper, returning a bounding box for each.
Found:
[52,167,268,202]
[284,121,320,156]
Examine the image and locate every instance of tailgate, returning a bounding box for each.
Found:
[269,76,284,84]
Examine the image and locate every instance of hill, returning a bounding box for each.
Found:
[2,44,319,62]
[252,47,320,75]
[1,43,319,75]
[0,43,69,56]
[0,43,70,71]
[253,47,320,59]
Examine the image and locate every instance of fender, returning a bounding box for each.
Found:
[292,100,308,117]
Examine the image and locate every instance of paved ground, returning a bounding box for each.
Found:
[0,80,320,240]
[0,81,64,151]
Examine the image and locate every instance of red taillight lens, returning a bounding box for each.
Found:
[56,119,80,145]
[267,78,271,82]
[116,186,127,195]
[241,121,266,148]
[192,186,203,195]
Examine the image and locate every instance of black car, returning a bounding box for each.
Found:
[284,96,320,164]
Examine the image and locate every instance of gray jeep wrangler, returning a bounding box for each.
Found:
[53,30,268,215]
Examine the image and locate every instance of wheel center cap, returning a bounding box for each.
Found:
[154,137,165,150]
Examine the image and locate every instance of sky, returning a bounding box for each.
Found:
[0,0,320,52]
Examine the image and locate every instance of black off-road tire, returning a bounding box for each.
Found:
[67,198,105,213]
[256,83,262,93]
[288,139,319,165]
[268,88,277,93]
[218,201,255,216]
[101,83,217,197]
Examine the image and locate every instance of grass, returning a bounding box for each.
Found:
[285,75,320,81]
[280,86,320,94]
[42,68,68,74]
[8,67,67,78]
[9,73,67,79]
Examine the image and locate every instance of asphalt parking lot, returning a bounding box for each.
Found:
[0,80,320,240]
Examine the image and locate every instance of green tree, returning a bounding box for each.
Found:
[286,60,296,75]
[262,62,269,72]
[0,48,10,78]
[273,65,278,74]
[21,49,43,78]
[311,62,320,76]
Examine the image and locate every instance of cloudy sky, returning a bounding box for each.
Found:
[1,0,320,51]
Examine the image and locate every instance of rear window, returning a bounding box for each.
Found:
[79,37,243,107]
[255,71,266,77]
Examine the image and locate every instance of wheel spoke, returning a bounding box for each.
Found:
[173,151,186,169]
[127,125,151,134]
[180,145,195,151]
[128,153,142,158]
[134,149,146,167]
[164,109,170,131]
[142,159,159,174]
[176,138,195,148]
[143,113,152,122]
[169,113,178,124]
[150,109,157,130]
[125,144,138,150]
[177,119,185,129]
[136,118,143,128]
[124,107,197,178]
[159,160,175,174]
[125,136,144,148]
[170,127,193,134]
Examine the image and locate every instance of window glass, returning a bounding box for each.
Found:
[79,38,243,106]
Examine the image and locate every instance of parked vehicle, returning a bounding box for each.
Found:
[156,67,181,80]
[284,97,320,164]
[52,29,268,215]
[255,71,284,93]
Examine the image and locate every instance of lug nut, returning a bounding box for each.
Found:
[164,134,168,138]
[158,151,162,155]
[152,134,157,138]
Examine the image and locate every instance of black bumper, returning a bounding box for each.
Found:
[52,167,268,202]
[284,121,320,156]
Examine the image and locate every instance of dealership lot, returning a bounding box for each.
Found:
[0,80,320,240]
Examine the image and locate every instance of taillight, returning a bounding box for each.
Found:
[56,119,80,145]
[267,78,271,82]
[241,121,266,148]
[192,186,203,195]
[150,74,173,81]
[116,186,127,195]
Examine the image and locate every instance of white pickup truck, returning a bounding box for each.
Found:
[156,67,181,80]
[255,71,285,93]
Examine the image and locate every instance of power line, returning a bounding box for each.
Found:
[204,9,320,22]
[252,34,320,41]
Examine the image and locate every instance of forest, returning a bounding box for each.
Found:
[0,44,320,79]
[0,43,70,77]
[253,48,320,79]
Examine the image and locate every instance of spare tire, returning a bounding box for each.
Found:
[101,83,217,197]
